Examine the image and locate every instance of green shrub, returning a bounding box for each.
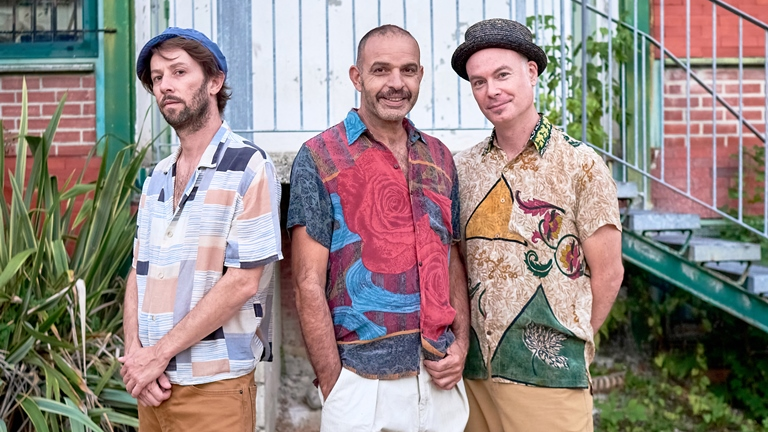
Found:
[0,79,147,431]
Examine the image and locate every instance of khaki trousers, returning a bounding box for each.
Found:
[137,371,256,432]
[465,378,593,432]
[319,366,469,432]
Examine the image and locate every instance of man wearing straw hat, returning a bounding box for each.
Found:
[451,18,624,431]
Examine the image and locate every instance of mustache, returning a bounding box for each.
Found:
[161,95,184,106]
[377,88,412,100]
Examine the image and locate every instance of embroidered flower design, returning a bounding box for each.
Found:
[558,238,584,279]
[523,321,569,375]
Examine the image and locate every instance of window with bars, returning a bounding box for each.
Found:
[0,0,97,58]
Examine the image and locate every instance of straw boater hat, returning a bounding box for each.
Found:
[451,18,548,81]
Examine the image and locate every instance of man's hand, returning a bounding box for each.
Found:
[423,339,467,390]
[136,374,172,407]
[319,365,342,400]
[119,345,171,398]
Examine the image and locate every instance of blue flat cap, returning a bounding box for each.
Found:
[136,27,227,80]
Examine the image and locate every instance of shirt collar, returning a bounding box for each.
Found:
[161,120,231,174]
[343,109,424,146]
[484,114,553,157]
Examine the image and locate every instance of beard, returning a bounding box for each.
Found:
[159,81,211,134]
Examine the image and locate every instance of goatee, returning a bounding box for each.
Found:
[160,82,211,134]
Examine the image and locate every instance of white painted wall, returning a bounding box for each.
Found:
[136,0,576,155]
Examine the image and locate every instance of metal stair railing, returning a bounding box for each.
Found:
[559,0,768,241]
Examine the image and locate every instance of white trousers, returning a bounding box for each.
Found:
[319,366,469,432]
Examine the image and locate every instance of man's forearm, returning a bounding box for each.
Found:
[153,267,264,363]
[590,272,622,333]
[291,227,340,394]
[123,270,141,353]
[295,278,341,387]
[449,244,470,348]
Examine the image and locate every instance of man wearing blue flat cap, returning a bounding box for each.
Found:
[119,27,283,431]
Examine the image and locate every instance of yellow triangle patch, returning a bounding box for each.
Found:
[466,177,527,244]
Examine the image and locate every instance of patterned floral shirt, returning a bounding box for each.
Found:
[287,110,460,379]
[455,115,621,388]
[134,121,283,385]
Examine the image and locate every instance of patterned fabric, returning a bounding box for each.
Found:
[287,110,460,379]
[455,115,621,388]
[133,121,283,385]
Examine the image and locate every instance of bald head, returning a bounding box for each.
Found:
[356,25,418,69]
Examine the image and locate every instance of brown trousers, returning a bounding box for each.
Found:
[465,378,593,432]
[137,371,256,432]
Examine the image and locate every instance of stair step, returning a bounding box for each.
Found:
[616,181,639,200]
[704,262,768,295]
[625,211,701,232]
[653,234,762,262]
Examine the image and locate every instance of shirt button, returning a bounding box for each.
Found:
[166,230,173,238]
[158,273,164,279]
[418,261,423,267]
[393,164,399,169]
[486,330,492,336]
[500,198,505,203]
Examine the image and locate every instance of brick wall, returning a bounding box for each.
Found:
[652,0,767,59]
[1,73,100,200]
[653,66,766,215]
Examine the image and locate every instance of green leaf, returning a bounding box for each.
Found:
[7,336,35,364]
[0,247,35,289]
[19,396,51,432]
[93,360,120,397]
[99,388,137,408]
[22,323,74,350]
[0,419,7,432]
[60,184,96,201]
[64,398,85,432]
[32,397,104,432]
[104,410,140,428]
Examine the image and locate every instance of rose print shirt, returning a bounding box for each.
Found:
[287,109,460,379]
[455,116,621,388]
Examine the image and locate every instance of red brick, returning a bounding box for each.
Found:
[27,118,57,131]
[722,83,763,95]
[664,123,694,135]
[41,76,84,89]
[53,131,82,144]
[58,117,95,130]
[42,103,81,116]
[0,92,15,103]
[54,145,95,157]
[59,89,95,102]
[702,123,738,135]
[81,130,97,143]
[2,105,22,117]
[664,110,684,121]
[81,75,95,88]
[82,103,95,115]
[690,109,720,121]
[26,91,57,103]
[665,96,700,108]
[1,76,40,91]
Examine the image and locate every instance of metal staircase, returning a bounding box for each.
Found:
[539,0,768,332]
[617,182,768,332]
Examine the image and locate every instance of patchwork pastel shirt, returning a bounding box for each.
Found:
[287,110,460,379]
[133,121,283,385]
[455,116,621,388]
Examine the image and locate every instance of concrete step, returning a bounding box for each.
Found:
[652,234,762,263]
[704,262,768,295]
[625,210,701,232]
[616,181,639,200]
